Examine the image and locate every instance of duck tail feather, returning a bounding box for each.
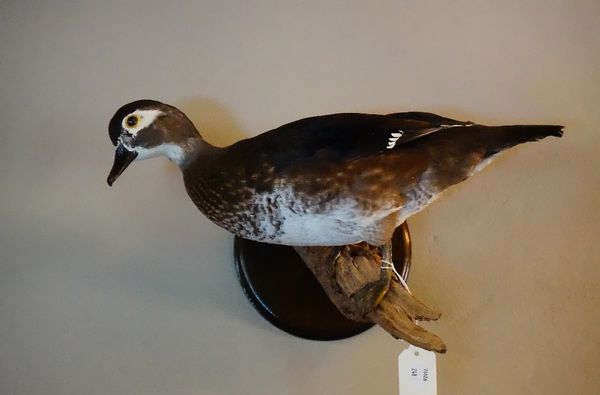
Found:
[484,124,564,157]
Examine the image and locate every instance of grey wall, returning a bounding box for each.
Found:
[1,1,599,394]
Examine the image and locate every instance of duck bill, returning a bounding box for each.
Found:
[107,144,138,186]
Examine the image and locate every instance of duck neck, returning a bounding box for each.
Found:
[172,136,220,169]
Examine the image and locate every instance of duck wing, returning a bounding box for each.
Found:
[227,112,473,170]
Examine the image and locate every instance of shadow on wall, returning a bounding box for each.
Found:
[177,98,249,147]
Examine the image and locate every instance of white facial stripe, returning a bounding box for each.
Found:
[122,109,165,136]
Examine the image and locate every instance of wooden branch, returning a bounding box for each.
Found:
[294,242,447,353]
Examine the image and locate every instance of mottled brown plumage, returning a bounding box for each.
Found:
[107,100,563,246]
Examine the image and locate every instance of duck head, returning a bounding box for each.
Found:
[107,100,202,186]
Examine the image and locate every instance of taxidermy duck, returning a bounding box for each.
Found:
[107,99,563,247]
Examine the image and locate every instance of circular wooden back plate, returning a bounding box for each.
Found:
[233,223,411,341]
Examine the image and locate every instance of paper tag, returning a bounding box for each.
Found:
[398,345,437,395]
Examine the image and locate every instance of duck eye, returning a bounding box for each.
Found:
[126,115,139,127]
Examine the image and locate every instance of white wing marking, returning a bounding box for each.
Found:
[386,130,405,149]
[386,123,472,149]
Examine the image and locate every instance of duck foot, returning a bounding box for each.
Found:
[294,225,446,353]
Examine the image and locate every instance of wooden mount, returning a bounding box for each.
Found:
[234,223,446,352]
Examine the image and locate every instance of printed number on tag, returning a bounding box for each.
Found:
[398,345,437,395]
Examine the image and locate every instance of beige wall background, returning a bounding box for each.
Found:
[1,1,598,394]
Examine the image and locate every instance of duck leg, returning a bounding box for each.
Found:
[294,241,447,353]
